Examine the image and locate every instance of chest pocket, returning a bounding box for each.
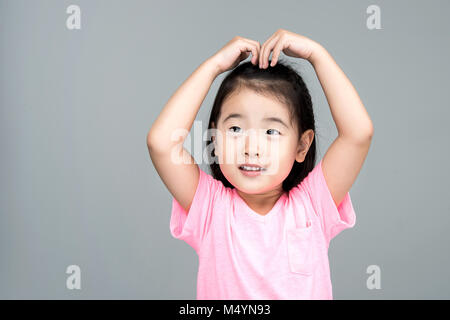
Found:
[286,220,318,276]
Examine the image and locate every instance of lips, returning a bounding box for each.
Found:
[238,163,266,171]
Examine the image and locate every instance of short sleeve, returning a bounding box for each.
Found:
[169,166,222,254]
[297,159,356,245]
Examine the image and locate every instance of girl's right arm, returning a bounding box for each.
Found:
[147,37,261,212]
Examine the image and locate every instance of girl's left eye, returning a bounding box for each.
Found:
[267,129,281,135]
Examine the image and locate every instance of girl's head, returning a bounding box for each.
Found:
[206,59,316,194]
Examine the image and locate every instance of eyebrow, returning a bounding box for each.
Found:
[222,113,289,129]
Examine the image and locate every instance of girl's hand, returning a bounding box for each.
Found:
[210,36,261,74]
[259,29,322,68]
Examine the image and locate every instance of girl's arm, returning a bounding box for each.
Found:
[309,44,374,142]
[147,59,219,212]
[260,29,373,207]
[147,58,220,153]
[309,43,373,207]
[147,37,261,212]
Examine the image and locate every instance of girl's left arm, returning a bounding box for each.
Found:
[260,29,374,207]
[308,43,374,142]
[308,43,374,207]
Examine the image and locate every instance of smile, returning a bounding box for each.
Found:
[239,165,265,171]
[238,164,267,177]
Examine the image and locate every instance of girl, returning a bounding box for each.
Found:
[147,29,373,300]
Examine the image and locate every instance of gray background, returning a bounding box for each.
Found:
[1,0,449,299]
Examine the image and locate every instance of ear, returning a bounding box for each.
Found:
[211,121,216,143]
[295,129,314,163]
[210,121,220,158]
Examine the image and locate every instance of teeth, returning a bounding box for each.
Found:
[240,166,263,171]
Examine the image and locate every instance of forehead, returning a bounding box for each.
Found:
[219,88,291,123]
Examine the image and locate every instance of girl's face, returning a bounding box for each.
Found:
[212,88,313,194]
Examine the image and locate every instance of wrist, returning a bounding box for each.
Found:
[307,41,328,66]
[203,55,222,78]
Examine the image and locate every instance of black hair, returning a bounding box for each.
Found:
[205,58,317,192]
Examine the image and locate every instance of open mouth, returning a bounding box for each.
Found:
[238,164,266,172]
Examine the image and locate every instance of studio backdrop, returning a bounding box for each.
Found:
[1,0,449,299]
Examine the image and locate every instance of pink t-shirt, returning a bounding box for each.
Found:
[169,159,356,300]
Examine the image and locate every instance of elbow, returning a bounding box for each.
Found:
[147,125,189,153]
[146,129,176,154]
[146,130,160,151]
[356,127,374,145]
[360,124,374,144]
[340,122,374,145]
[361,124,374,142]
[366,121,374,140]
[146,130,153,147]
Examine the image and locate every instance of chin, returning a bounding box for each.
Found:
[236,179,278,194]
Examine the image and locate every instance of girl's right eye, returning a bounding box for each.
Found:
[228,126,242,134]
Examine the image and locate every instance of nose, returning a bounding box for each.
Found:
[244,130,260,158]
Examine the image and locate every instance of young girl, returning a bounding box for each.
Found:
[147,29,373,300]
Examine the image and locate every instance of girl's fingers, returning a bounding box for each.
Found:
[251,40,262,65]
[270,41,285,67]
[241,38,261,65]
[249,45,258,65]
[240,51,250,61]
[238,43,254,64]
[260,34,280,68]
[259,34,276,68]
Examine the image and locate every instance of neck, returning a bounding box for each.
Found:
[236,185,285,215]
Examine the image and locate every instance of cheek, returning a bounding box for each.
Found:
[265,139,292,159]
[266,142,295,172]
[215,135,240,164]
